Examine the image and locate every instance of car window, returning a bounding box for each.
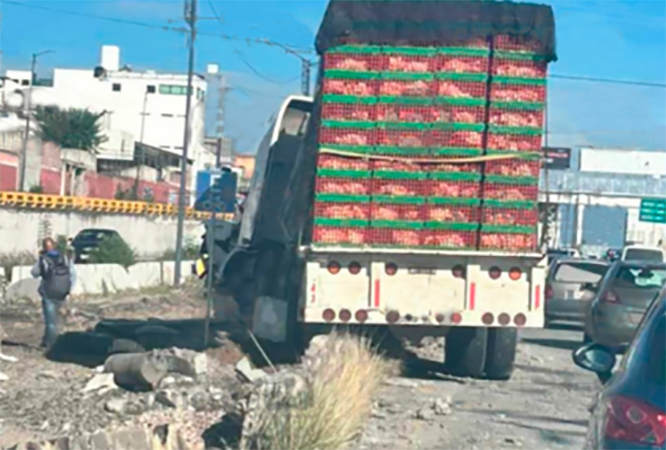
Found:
[624,249,664,262]
[553,262,608,284]
[611,267,666,289]
[75,230,116,242]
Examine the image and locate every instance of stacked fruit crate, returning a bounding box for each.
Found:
[480,35,547,252]
[312,37,548,252]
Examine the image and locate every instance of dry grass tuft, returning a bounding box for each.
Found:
[242,332,391,450]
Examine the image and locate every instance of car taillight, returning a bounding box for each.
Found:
[602,290,620,304]
[604,396,666,446]
[545,285,554,300]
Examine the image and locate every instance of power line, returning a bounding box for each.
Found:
[550,74,666,88]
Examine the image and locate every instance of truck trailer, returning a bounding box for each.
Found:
[204,0,557,380]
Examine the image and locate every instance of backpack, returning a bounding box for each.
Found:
[42,253,72,300]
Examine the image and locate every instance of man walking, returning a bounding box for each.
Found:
[31,237,77,348]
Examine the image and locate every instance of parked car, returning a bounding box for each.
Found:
[545,258,609,326]
[573,287,665,450]
[583,261,666,349]
[620,245,665,263]
[71,228,123,263]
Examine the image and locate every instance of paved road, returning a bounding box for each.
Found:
[360,325,596,450]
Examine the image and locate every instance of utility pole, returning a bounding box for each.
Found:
[215,137,222,168]
[301,59,312,96]
[19,50,52,192]
[174,0,197,286]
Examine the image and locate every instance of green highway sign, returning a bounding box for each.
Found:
[639,198,666,224]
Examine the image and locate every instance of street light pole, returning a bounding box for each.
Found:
[174,0,197,286]
[18,50,52,191]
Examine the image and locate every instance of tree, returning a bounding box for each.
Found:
[33,106,107,151]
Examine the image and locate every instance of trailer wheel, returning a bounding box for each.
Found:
[444,327,487,378]
[484,328,518,381]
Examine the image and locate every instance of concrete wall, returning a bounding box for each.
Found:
[7,260,195,299]
[0,208,203,258]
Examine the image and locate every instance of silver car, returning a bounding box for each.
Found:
[545,258,610,326]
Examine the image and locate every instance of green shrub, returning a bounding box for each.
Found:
[88,234,137,269]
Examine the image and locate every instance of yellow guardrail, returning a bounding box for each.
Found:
[0,191,234,221]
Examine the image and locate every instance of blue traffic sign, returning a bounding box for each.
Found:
[195,169,238,213]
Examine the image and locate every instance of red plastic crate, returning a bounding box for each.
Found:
[484,183,538,202]
[370,228,422,247]
[321,103,376,122]
[322,78,378,96]
[437,79,486,98]
[431,129,484,148]
[489,109,544,128]
[319,126,376,147]
[426,161,481,174]
[372,203,424,221]
[376,104,434,123]
[379,79,434,97]
[372,178,424,197]
[485,159,541,177]
[372,159,424,172]
[315,177,371,195]
[482,207,538,226]
[377,128,429,148]
[491,84,545,103]
[480,232,537,251]
[487,133,542,152]
[425,204,479,223]
[433,104,485,124]
[427,180,480,198]
[493,59,547,79]
[313,226,370,245]
[317,154,371,171]
[423,230,476,248]
[323,53,386,72]
[386,55,435,73]
[459,38,490,49]
[494,35,543,53]
[437,56,488,73]
[314,202,371,220]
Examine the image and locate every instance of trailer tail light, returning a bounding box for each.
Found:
[602,290,620,304]
[435,313,445,323]
[348,262,362,275]
[489,266,502,280]
[323,308,335,322]
[498,313,511,326]
[327,261,341,274]
[386,310,400,323]
[385,263,398,276]
[604,396,666,446]
[545,284,554,300]
[481,312,494,325]
[508,267,522,281]
[355,310,368,323]
[452,265,465,278]
[451,312,463,324]
[514,313,527,326]
[339,309,352,322]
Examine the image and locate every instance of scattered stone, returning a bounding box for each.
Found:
[160,375,176,387]
[371,409,388,419]
[383,378,419,388]
[82,373,117,395]
[433,397,453,416]
[235,357,266,383]
[414,407,435,421]
[0,371,8,382]
[155,390,179,409]
[105,398,127,414]
[504,437,522,446]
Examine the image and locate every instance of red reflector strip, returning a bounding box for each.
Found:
[310,283,316,304]
[374,279,380,308]
[469,282,476,310]
[534,285,541,310]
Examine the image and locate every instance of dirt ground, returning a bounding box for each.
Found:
[0,285,598,450]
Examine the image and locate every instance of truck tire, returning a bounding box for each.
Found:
[484,328,518,381]
[444,327,487,378]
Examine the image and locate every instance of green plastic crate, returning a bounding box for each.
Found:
[314,217,369,227]
[316,168,372,179]
[322,95,378,104]
[315,193,371,203]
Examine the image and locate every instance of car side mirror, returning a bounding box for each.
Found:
[572,343,616,384]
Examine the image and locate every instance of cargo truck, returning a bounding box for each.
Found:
[204,0,557,380]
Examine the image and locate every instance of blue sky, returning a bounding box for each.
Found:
[1,0,664,153]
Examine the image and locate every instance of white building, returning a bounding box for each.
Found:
[2,45,215,190]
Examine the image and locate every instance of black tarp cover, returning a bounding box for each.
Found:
[316,0,557,61]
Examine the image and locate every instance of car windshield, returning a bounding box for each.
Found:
[553,262,608,284]
[75,230,114,241]
[624,249,663,262]
[611,266,666,289]
[648,316,665,384]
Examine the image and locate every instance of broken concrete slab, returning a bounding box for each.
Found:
[235,357,266,383]
[82,373,117,395]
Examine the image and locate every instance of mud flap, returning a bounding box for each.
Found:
[252,296,289,343]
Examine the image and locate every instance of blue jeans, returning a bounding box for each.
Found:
[41,297,62,347]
